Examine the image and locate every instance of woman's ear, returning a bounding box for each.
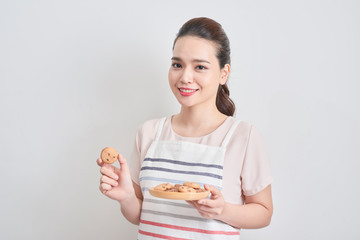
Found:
[220,64,231,85]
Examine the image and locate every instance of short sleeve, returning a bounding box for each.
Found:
[241,126,273,196]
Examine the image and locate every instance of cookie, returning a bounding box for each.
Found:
[178,185,196,193]
[100,147,119,164]
[153,182,205,194]
[154,183,173,191]
[165,188,178,192]
[183,182,201,189]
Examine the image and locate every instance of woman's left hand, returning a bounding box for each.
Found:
[187,184,225,220]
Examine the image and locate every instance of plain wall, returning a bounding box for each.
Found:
[1,0,359,239]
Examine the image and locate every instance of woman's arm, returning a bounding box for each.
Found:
[220,185,273,229]
[119,182,143,225]
[188,184,273,229]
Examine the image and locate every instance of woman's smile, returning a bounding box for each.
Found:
[178,87,199,96]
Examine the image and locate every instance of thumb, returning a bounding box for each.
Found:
[204,184,220,197]
[118,154,129,168]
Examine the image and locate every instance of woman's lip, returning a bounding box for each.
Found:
[178,88,198,96]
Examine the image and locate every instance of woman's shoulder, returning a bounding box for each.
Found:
[227,117,263,142]
[139,117,163,130]
[135,117,165,140]
[227,116,253,132]
[230,117,267,145]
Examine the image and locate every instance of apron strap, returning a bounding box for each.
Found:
[221,119,241,148]
[154,117,166,141]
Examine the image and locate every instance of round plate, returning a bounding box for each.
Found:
[149,187,210,200]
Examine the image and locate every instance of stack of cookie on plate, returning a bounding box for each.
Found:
[154,182,206,193]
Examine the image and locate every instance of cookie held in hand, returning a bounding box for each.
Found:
[100,147,118,164]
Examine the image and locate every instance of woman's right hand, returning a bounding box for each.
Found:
[97,154,135,203]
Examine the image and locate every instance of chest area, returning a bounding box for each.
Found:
[140,141,226,191]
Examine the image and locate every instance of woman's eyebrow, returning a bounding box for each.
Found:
[193,59,211,64]
[171,57,182,61]
[171,57,210,64]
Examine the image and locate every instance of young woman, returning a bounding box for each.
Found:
[97,17,273,239]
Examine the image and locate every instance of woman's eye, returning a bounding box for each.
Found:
[172,63,182,68]
[196,65,206,70]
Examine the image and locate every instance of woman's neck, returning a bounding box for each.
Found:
[172,105,228,137]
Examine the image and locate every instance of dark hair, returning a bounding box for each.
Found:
[173,17,235,116]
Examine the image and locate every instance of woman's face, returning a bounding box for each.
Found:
[168,36,229,110]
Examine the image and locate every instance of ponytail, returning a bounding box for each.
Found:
[216,83,235,116]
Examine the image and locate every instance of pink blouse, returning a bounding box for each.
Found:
[129,116,273,204]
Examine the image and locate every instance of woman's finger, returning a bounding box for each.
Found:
[100,182,112,192]
[197,204,216,213]
[187,200,212,212]
[186,200,198,209]
[196,197,218,208]
[101,175,118,187]
[100,165,119,180]
[97,158,104,167]
[118,154,128,165]
[204,184,221,198]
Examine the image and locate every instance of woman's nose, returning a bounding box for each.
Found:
[180,68,193,84]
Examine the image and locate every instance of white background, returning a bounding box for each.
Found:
[1,0,359,239]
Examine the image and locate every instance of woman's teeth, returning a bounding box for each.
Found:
[180,89,197,93]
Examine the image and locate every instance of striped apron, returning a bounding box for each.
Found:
[138,117,241,240]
